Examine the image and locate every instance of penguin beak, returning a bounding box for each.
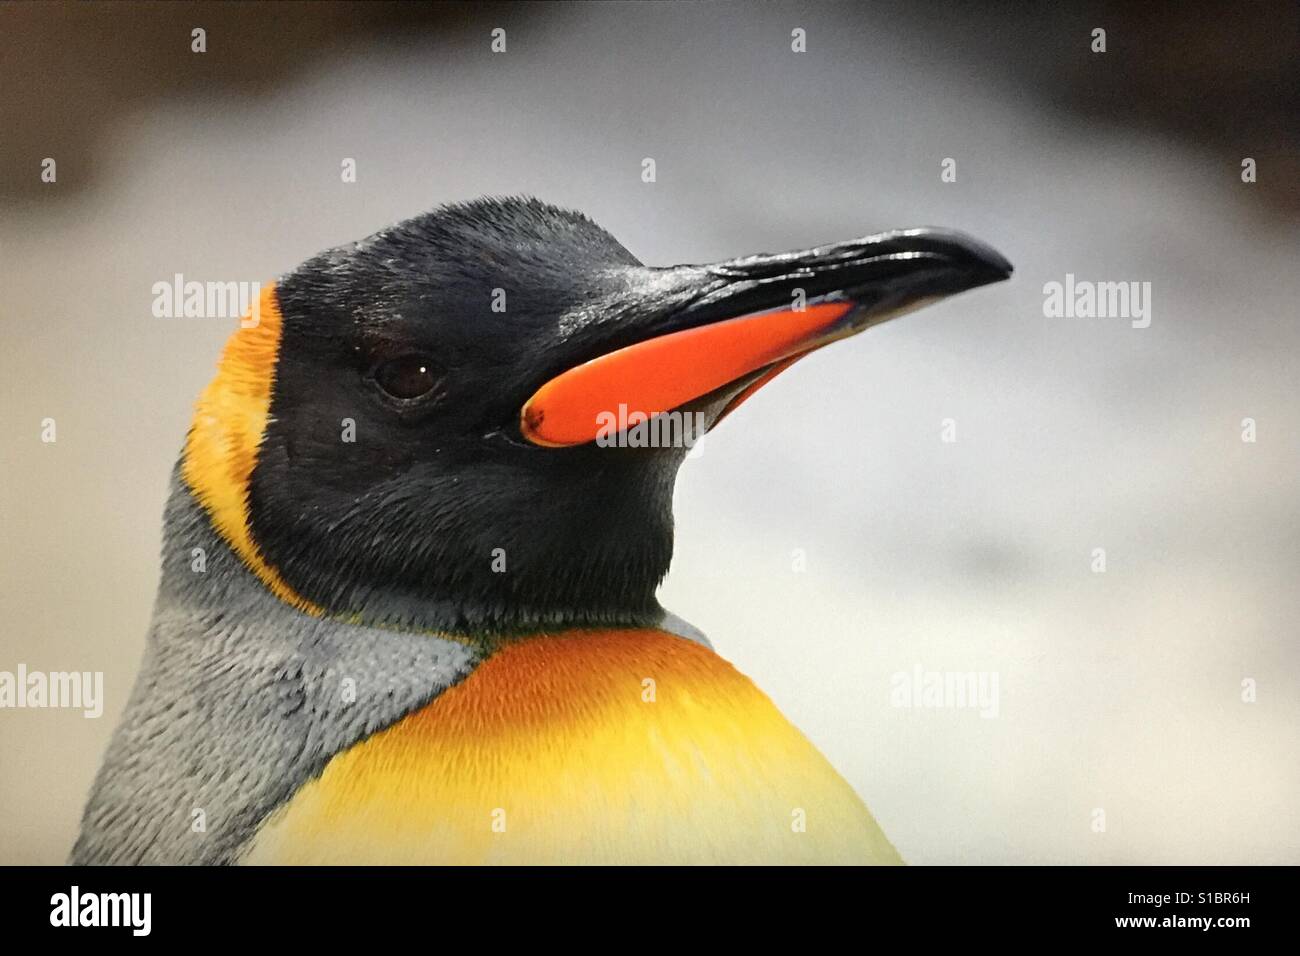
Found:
[520,228,1012,447]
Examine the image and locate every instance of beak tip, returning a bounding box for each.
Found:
[985,252,1014,282]
[914,227,1013,285]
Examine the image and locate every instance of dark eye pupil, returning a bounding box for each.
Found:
[376,356,438,400]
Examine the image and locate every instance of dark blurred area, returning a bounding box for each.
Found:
[3,1,1297,216]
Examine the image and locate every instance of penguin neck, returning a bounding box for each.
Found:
[170,455,678,638]
[306,459,680,637]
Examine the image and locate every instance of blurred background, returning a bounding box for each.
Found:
[2,1,1297,864]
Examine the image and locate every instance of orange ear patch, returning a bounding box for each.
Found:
[181,284,322,615]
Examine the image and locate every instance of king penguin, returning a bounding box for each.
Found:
[72,197,1011,865]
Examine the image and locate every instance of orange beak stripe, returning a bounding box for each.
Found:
[520,301,854,447]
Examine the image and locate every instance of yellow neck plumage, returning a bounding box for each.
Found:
[181,284,323,615]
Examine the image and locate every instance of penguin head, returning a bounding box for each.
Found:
[183,197,1011,633]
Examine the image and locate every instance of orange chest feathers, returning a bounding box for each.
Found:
[243,629,901,865]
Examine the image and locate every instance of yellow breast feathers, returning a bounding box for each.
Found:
[244,629,901,865]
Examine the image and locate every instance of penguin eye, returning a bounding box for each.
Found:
[373,354,441,401]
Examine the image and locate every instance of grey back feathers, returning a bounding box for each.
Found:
[659,610,711,650]
[71,470,480,865]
